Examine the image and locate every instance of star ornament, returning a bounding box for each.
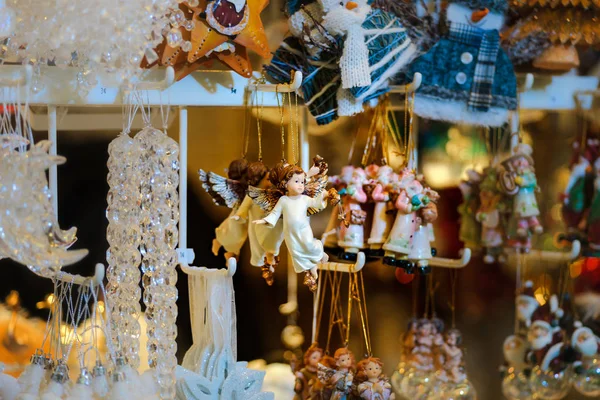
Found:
[142,0,268,80]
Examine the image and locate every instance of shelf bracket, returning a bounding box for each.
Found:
[248,70,303,93]
[388,72,422,94]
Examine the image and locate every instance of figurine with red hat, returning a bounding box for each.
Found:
[515,281,540,332]
[526,295,564,369]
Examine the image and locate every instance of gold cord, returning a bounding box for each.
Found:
[276,88,286,162]
[450,270,458,328]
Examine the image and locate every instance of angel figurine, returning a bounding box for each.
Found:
[293,344,323,400]
[355,357,394,400]
[226,161,285,284]
[324,165,355,249]
[199,158,249,260]
[436,329,466,384]
[318,348,356,400]
[251,159,339,291]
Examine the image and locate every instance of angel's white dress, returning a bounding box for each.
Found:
[215,206,248,255]
[263,193,327,273]
[236,195,284,266]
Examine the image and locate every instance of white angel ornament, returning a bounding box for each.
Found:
[251,160,339,291]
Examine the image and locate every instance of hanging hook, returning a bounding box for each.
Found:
[249,70,303,93]
[389,72,422,94]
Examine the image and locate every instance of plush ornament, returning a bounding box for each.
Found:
[321,0,372,89]
[107,372,129,400]
[139,370,161,400]
[348,9,416,102]
[398,0,517,127]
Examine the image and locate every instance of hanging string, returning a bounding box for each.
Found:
[276,89,286,162]
[449,270,458,329]
[412,273,420,318]
[294,91,300,165]
[255,89,264,162]
[514,252,522,335]
[404,87,409,157]
[315,269,332,346]
[429,271,439,318]
[242,88,252,159]
[357,271,372,357]
[423,274,431,318]
[345,268,353,347]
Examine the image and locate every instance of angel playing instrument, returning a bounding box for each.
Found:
[251,158,339,291]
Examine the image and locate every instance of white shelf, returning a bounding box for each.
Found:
[0,65,284,107]
[1,65,599,111]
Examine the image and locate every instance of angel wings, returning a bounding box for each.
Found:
[198,169,247,209]
[247,156,339,216]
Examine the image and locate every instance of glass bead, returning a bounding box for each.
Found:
[573,358,600,397]
[528,366,572,400]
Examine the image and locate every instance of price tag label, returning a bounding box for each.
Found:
[177,248,195,264]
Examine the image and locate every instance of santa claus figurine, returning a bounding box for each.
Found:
[526,298,564,368]
[515,281,539,332]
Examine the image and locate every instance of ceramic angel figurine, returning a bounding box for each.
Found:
[294,344,324,400]
[338,167,368,256]
[318,348,356,400]
[368,165,395,253]
[498,144,543,238]
[251,160,339,291]
[199,158,249,260]
[355,357,394,400]
[436,329,466,384]
[231,162,285,285]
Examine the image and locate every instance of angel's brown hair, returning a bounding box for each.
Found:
[303,343,323,366]
[354,357,384,383]
[247,161,268,187]
[333,347,355,369]
[228,158,249,181]
[273,164,305,192]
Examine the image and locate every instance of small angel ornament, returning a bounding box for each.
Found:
[199,158,250,260]
[318,348,356,400]
[435,329,467,385]
[355,357,394,400]
[252,160,339,291]
[293,344,324,400]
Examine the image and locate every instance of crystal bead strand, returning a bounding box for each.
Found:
[105,132,143,369]
[136,125,180,399]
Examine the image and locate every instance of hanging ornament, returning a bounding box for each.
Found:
[396,0,517,127]
[500,335,533,400]
[354,357,393,399]
[136,114,180,399]
[507,1,600,70]
[337,167,368,258]
[458,169,482,250]
[497,143,543,247]
[250,161,340,291]
[106,100,144,369]
[143,0,268,79]
[199,158,252,260]
[476,166,506,264]
[317,348,356,399]
[292,344,324,399]
[571,323,600,397]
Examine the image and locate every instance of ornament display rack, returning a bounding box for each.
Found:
[0,64,588,277]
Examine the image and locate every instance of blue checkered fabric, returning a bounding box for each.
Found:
[449,23,500,112]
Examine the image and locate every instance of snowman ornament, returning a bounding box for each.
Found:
[404,0,517,127]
